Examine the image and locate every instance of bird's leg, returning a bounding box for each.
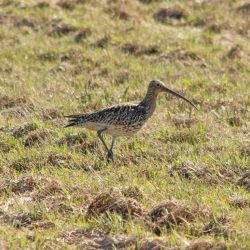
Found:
[107,136,116,163]
[97,128,109,155]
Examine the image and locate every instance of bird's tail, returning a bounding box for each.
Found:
[64,114,86,128]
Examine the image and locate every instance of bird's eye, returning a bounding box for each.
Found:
[156,83,160,87]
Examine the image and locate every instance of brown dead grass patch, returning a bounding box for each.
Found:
[226,45,243,59]
[9,157,37,172]
[114,69,130,85]
[114,10,133,20]
[0,95,29,111]
[24,129,51,147]
[171,116,196,128]
[69,186,99,206]
[58,133,87,147]
[121,186,143,201]
[1,105,34,119]
[0,175,76,216]
[33,2,50,9]
[43,152,74,167]
[75,141,98,154]
[37,52,59,62]
[74,28,92,42]
[229,195,249,209]
[0,95,34,119]
[204,21,221,33]
[93,36,110,49]
[57,0,75,10]
[48,23,77,36]
[138,237,167,250]
[122,43,160,56]
[32,177,65,201]
[40,108,63,120]
[224,45,249,61]
[27,220,55,230]
[86,188,143,220]
[153,6,188,23]
[41,151,90,170]
[139,0,160,3]
[217,165,240,183]
[154,48,208,68]
[0,212,54,231]
[59,228,104,245]
[187,237,226,250]
[105,6,134,21]
[239,140,250,158]
[235,2,250,15]
[146,199,211,235]
[58,134,98,155]
[0,175,66,201]
[201,215,233,238]
[170,161,216,184]
[163,129,203,145]
[0,175,37,194]
[53,64,84,75]
[13,17,37,29]
[0,212,41,228]
[40,196,74,215]
[12,123,38,138]
[0,64,12,73]
[236,171,250,192]
[59,228,135,249]
[0,138,12,153]
[227,115,243,127]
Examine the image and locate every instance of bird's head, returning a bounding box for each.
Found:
[148,79,167,93]
[148,79,198,109]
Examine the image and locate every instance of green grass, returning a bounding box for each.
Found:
[0,0,249,249]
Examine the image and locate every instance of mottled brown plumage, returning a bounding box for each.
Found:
[65,80,197,162]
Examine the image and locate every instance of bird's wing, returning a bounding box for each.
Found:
[65,103,139,127]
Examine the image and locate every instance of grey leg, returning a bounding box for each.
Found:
[110,136,116,152]
[107,136,116,163]
[97,128,109,154]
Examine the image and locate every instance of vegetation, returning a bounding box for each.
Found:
[0,0,249,249]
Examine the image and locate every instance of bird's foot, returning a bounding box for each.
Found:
[107,150,114,163]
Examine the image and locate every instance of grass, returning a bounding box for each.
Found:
[0,0,249,249]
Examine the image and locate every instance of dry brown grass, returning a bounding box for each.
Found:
[146,199,211,235]
[86,188,144,220]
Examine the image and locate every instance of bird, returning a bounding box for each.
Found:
[65,80,197,163]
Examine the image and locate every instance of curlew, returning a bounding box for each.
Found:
[65,80,197,162]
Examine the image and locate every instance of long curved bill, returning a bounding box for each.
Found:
[164,87,198,110]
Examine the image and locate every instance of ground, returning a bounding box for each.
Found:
[0,0,250,249]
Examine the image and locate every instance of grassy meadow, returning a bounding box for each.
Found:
[0,0,249,249]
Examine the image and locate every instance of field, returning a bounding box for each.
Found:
[0,0,250,249]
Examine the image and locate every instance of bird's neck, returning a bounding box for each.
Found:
[140,89,158,117]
